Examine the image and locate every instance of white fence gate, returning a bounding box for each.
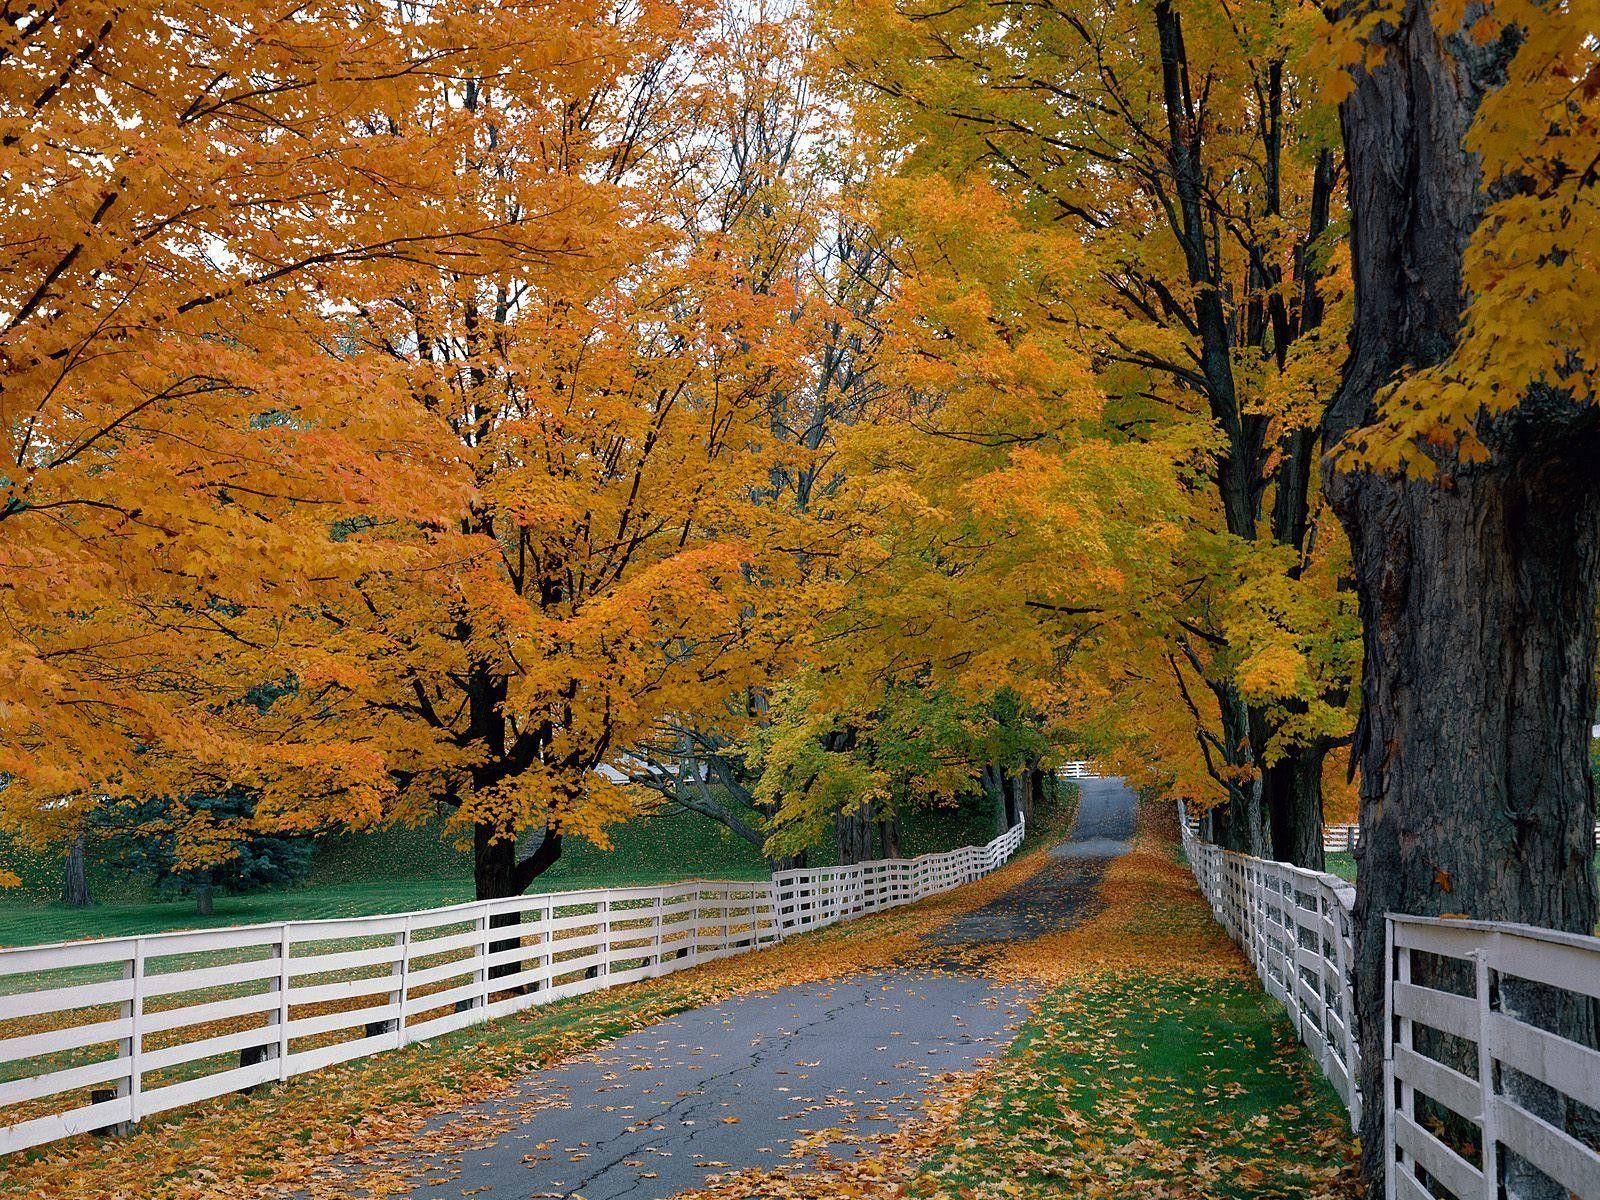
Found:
[1180,807,1600,1199]
[1,820,1026,1156]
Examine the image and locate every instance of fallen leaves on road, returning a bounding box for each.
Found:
[664,799,1360,1200]
[0,838,1060,1200]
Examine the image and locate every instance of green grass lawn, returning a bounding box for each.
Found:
[1324,851,1356,882]
[911,973,1359,1198]
[0,792,1010,947]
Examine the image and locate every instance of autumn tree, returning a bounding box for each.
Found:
[757,171,1187,845]
[831,0,1359,865]
[287,0,823,901]
[617,1,903,867]
[0,0,549,874]
[1324,0,1600,1187]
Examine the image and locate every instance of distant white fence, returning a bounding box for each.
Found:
[1321,822,1600,853]
[1181,808,1600,1199]
[1324,823,1361,852]
[0,820,1025,1156]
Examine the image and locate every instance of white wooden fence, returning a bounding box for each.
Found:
[1386,916,1600,1200]
[1178,807,1363,1129]
[1181,807,1600,1199]
[0,819,1025,1156]
[1322,822,1600,854]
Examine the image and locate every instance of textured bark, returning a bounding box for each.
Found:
[1209,689,1271,857]
[194,881,214,917]
[1327,1,1600,1192]
[1022,765,1043,827]
[1262,744,1325,870]
[62,833,91,908]
[835,803,874,865]
[876,814,902,860]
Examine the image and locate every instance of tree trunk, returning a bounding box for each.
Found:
[982,764,1008,835]
[62,833,91,908]
[1208,690,1271,857]
[876,813,902,860]
[1328,0,1600,1192]
[1261,743,1325,870]
[835,802,873,865]
[475,823,564,982]
[1021,765,1042,827]
[770,849,807,872]
[195,880,214,916]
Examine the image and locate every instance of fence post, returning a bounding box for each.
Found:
[1471,947,1499,1199]
[395,914,412,1045]
[690,889,702,959]
[121,937,145,1128]
[537,902,552,990]
[276,923,292,1080]
[652,892,663,969]
[1385,917,1403,1200]
[1331,887,1359,1132]
[477,902,492,1009]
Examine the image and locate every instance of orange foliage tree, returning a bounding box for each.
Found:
[0,0,533,872]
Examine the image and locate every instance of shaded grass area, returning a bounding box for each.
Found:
[0,794,1006,946]
[910,974,1358,1199]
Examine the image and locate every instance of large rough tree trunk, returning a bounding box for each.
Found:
[62,832,91,908]
[876,813,902,860]
[1326,1,1600,1192]
[835,803,874,865]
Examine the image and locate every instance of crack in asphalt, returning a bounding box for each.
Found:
[552,980,899,1199]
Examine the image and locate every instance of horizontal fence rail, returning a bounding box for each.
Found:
[1,819,1026,1156]
[1178,805,1362,1130]
[1181,806,1600,1199]
[1386,916,1600,1200]
[1320,821,1600,853]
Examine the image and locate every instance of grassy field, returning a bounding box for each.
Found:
[0,794,1007,946]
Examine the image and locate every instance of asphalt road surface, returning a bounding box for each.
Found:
[331,777,1138,1200]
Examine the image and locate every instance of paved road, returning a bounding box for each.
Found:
[333,778,1137,1200]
